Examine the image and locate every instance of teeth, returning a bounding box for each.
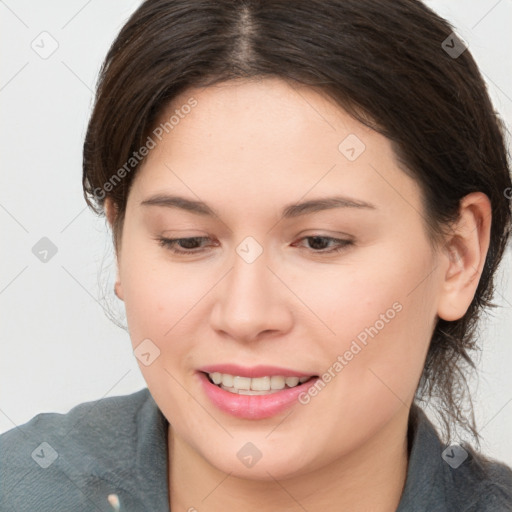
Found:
[231,387,274,395]
[208,372,312,394]
[286,377,300,387]
[210,372,222,385]
[251,376,270,391]
[270,376,285,390]
[233,376,251,390]
[221,374,233,387]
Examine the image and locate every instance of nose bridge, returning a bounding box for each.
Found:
[227,237,273,308]
[210,236,292,339]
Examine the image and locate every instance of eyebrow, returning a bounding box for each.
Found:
[140,194,376,219]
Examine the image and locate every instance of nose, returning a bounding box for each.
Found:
[209,243,294,343]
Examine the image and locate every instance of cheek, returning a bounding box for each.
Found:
[119,247,207,410]
[313,242,437,404]
[118,239,196,347]
[122,266,205,346]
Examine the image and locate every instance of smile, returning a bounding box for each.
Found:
[198,370,320,419]
[207,372,312,395]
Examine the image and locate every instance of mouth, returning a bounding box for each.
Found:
[197,369,320,419]
[203,371,317,395]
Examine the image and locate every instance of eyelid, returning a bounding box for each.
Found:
[157,236,214,254]
[156,234,354,256]
[292,235,353,254]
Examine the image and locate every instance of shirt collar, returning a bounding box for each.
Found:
[396,403,447,511]
[92,390,447,511]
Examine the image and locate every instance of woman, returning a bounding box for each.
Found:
[1,0,512,510]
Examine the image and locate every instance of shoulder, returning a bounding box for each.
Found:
[0,387,160,511]
[0,387,151,461]
[398,405,512,512]
[446,443,512,511]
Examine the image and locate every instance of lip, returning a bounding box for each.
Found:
[197,364,315,378]
[197,371,320,420]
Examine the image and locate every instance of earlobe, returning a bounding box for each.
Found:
[114,280,124,301]
[105,198,124,301]
[436,192,492,322]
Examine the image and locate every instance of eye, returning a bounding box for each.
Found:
[292,235,353,254]
[156,235,353,255]
[157,236,214,254]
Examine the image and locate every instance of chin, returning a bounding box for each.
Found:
[201,439,317,482]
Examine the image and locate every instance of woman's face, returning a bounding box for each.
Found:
[113,77,447,479]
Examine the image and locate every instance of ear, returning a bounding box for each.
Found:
[104,196,118,228]
[104,197,124,301]
[437,192,492,321]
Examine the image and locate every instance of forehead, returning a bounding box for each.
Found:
[163,77,356,147]
[129,77,422,222]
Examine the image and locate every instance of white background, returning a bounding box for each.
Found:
[1,0,511,468]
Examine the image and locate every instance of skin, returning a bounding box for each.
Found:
[105,77,491,512]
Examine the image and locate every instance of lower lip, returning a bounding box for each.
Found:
[197,372,319,420]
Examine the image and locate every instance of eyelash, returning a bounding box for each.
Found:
[156,235,353,255]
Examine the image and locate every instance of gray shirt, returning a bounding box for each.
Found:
[1,387,511,511]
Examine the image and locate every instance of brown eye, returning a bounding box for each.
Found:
[157,236,213,254]
[293,236,353,254]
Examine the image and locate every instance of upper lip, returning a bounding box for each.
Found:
[198,364,316,379]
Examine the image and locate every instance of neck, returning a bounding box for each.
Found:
[168,407,410,512]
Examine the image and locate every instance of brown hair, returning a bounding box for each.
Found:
[82,0,512,445]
